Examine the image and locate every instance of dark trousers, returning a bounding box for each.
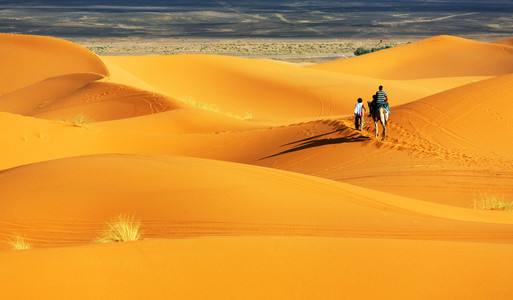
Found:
[355,114,363,130]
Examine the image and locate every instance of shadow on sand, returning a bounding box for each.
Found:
[260,128,370,160]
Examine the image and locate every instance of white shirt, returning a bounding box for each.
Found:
[354,102,364,116]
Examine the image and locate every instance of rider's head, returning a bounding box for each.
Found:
[357,98,362,103]
[379,85,383,91]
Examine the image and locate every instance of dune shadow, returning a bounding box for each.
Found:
[282,128,345,147]
[260,128,370,160]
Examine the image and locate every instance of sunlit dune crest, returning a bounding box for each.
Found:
[103,53,495,118]
[0,33,109,95]
[491,37,513,47]
[310,35,513,79]
[1,33,513,299]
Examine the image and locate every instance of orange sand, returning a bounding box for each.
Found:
[492,37,513,47]
[310,35,513,79]
[1,33,513,299]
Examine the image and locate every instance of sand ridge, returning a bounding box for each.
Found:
[0,33,109,96]
[491,37,513,47]
[310,35,513,79]
[1,33,513,299]
[102,53,494,118]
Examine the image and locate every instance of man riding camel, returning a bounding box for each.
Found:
[373,85,390,114]
[367,85,390,140]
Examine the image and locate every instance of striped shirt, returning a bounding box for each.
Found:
[376,90,387,102]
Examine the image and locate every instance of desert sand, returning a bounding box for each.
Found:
[1,33,513,299]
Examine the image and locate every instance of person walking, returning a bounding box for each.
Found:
[354,98,366,131]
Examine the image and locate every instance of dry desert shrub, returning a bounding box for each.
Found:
[97,214,142,243]
[63,114,92,127]
[179,97,219,112]
[474,194,513,211]
[8,235,31,250]
[179,97,252,120]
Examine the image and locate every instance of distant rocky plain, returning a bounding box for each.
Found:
[2,0,512,62]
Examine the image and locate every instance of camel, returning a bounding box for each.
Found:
[368,101,388,140]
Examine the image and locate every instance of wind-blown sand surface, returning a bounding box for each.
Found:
[1,33,513,299]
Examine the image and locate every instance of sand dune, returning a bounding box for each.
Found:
[0,33,109,96]
[492,37,513,47]
[391,72,513,160]
[0,73,105,115]
[0,74,184,122]
[310,35,513,79]
[0,106,269,170]
[2,237,513,300]
[103,54,482,118]
[1,33,513,299]
[1,112,510,209]
[26,82,184,122]
[97,108,266,133]
[103,54,380,118]
[1,154,512,247]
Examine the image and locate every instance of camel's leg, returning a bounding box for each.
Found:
[380,110,387,141]
[374,119,379,138]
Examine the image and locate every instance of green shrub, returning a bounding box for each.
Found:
[354,45,392,56]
